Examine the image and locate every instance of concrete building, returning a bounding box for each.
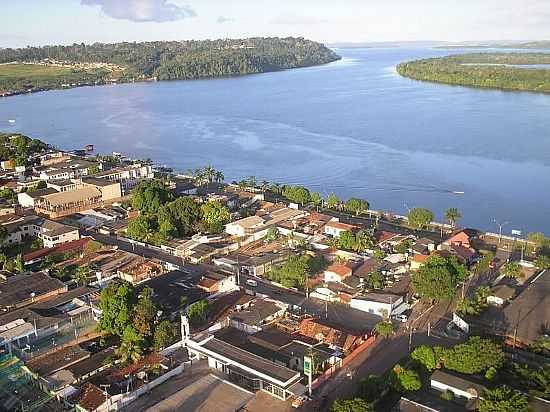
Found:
[350,292,404,318]
[430,370,487,400]
[2,214,80,248]
[324,219,359,238]
[35,187,103,218]
[93,163,153,194]
[185,323,303,400]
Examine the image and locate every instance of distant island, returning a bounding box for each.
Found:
[0,37,340,97]
[396,53,550,93]
[436,40,550,50]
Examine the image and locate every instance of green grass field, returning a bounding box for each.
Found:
[0,63,73,80]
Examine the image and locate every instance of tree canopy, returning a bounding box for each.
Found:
[98,281,135,336]
[389,365,422,392]
[408,208,434,229]
[412,255,467,302]
[131,180,174,214]
[479,386,530,412]
[331,398,372,412]
[345,198,370,215]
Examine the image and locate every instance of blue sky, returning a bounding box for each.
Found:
[2,0,549,47]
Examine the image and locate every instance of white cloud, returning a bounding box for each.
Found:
[81,0,196,23]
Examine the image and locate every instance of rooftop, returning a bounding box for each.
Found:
[201,336,300,385]
[39,186,102,206]
[0,272,66,309]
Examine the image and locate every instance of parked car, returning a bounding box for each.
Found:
[392,313,408,323]
[246,279,258,287]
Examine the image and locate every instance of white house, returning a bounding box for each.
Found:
[225,215,266,238]
[350,292,404,317]
[324,263,353,283]
[324,218,358,238]
[430,370,487,400]
[2,215,80,248]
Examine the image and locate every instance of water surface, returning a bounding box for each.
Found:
[1,48,549,234]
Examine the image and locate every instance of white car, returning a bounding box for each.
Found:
[393,314,408,323]
[292,395,310,409]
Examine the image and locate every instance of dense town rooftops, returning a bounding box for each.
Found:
[354,292,403,304]
[0,272,66,310]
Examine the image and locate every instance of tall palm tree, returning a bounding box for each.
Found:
[214,171,225,183]
[260,180,269,194]
[445,208,462,228]
[287,231,297,249]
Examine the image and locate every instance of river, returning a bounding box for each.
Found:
[1,47,549,234]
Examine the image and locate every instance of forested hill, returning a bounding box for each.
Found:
[397,53,550,93]
[0,37,340,81]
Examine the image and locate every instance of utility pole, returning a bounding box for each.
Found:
[493,219,509,246]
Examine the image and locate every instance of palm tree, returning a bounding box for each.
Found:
[117,326,144,364]
[73,265,91,286]
[260,180,269,194]
[445,208,462,228]
[204,166,216,183]
[214,171,224,183]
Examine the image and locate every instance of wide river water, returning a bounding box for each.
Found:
[1,48,549,234]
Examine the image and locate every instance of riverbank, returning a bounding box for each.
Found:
[397,52,550,93]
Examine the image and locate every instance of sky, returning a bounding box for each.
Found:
[1,0,550,48]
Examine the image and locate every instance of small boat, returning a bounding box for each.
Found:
[85,144,94,151]
[8,119,15,124]
[452,191,465,195]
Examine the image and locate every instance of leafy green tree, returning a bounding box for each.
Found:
[126,215,158,243]
[355,230,375,252]
[131,180,173,214]
[331,398,372,412]
[338,231,357,251]
[373,248,386,260]
[327,193,340,210]
[358,375,387,403]
[390,365,422,392]
[310,192,323,207]
[374,321,394,337]
[15,254,24,273]
[133,287,157,340]
[408,208,434,229]
[268,255,309,289]
[529,336,550,356]
[367,272,384,289]
[200,201,230,233]
[535,255,550,270]
[502,261,522,278]
[479,386,529,412]
[98,281,135,336]
[73,265,91,286]
[117,325,144,364]
[265,227,280,242]
[158,197,202,238]
[475,251,495,275]
[444,336,504,374]
[345,198,369,216]
[445,208,462,227]
[188,299,209,326]
[456,286,490,317]
[395,239,413,254]
[411,346,437,371]
[154,320,179,352]
[412,255,467,302]
[282,185,310,205]
[528,232,548,250]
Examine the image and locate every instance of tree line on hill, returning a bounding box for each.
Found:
[0,38,340,94]
[397,52,550,93]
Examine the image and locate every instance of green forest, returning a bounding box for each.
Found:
[397,53,550,93]
[0,37,340,95]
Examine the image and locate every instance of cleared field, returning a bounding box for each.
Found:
[0,63,72,79]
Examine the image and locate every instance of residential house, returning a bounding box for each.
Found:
[324,263,353,283]
[2,214,80,248]
[229,298,287,333]
[35,187,103,218]
[17,188,58,208]
[0,272,67,312]
[350,292,404,318]
[297,317,367,353]
[324,219,359,238]
[486,285,516,306]
[430,370,487,401]
[197,270,237,294]
[117,257,164,284]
